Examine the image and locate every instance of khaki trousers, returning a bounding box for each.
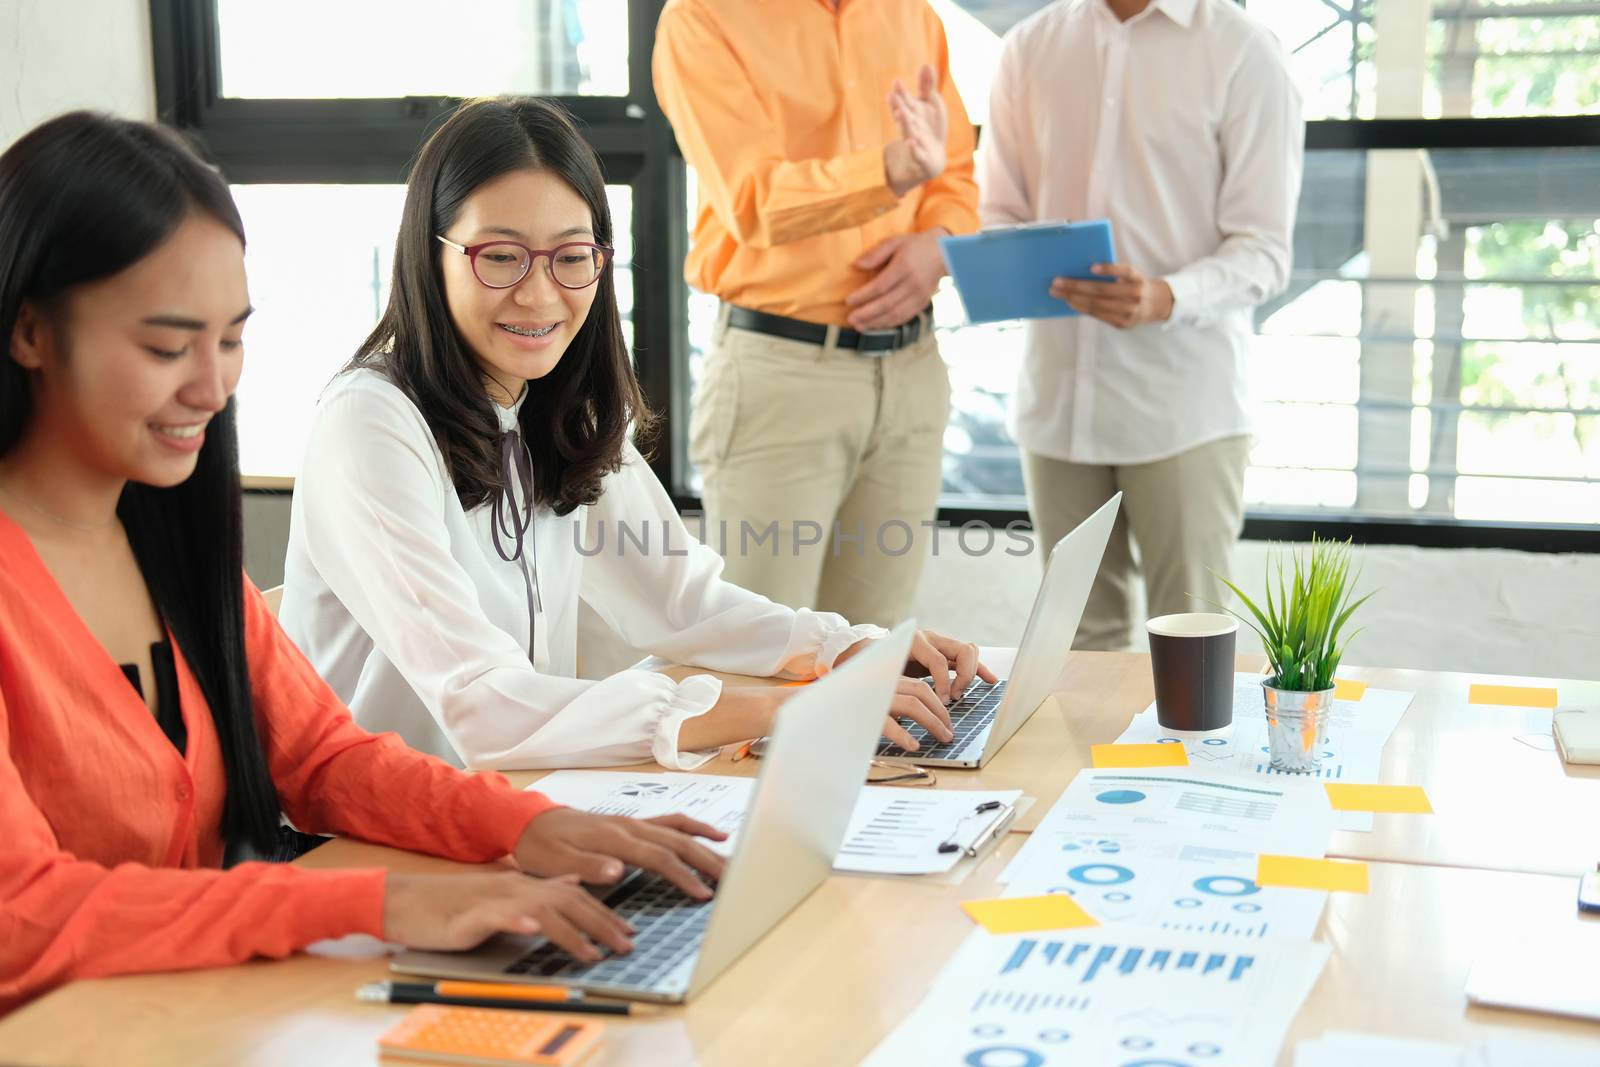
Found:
[689,309,950,626]
[1022,435,1252,651]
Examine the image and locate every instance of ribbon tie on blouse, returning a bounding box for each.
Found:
[490,428,543,661]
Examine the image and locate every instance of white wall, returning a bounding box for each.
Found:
[0,0,155,150]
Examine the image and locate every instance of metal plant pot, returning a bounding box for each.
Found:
[1261,681,1335,773]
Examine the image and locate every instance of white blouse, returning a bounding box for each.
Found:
[280,368,883,771]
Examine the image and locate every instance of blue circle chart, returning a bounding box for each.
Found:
[1068,863,1136,886]
[1233,902,1263,913]
[1194,875,1260,897]
[1156,737,1182,744]
[1096,790,1147,805]
[1202,737,1228,746]
[965,1048,1044,1067]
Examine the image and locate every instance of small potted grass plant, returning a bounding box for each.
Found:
[1214,537,1374,772]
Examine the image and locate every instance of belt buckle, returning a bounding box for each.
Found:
[857,326,902,357]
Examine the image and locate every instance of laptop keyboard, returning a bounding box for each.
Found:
[504,873,711,990]
[876,679,1006,759]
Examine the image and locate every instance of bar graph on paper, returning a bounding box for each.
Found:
[999,938,1258,984]
[1159,917,1273,938]
[970,989,1092,1015]
[1251,740,1349,778]
[834,795,947,862]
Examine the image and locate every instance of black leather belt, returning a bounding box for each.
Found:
[726,304,930,354]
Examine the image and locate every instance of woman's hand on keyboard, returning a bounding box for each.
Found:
[904,629,998,703]
[383,871,635,961]
[883,677,956,752]
[841,629,998,706]
[513,809,727,901]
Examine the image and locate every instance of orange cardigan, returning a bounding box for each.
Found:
[0,512,558,1013]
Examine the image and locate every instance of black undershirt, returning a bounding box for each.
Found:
[120,639,186,754]
[121,641,330,862]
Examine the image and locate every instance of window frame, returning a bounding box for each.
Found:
[1265,113,1600,552]
[150,0,693,492]
[150,0,1600,552]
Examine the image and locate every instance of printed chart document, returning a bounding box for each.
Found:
[1115,674,1415,831]
[528,770,1021,876]
[1002,766,1334,886]
[861,925,1329,1066]
[1001,837,1329,943]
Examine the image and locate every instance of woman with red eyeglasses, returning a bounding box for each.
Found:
[281,97,994,772]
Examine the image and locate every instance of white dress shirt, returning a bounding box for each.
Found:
[280,368,883,771]
[980,0,1304,465]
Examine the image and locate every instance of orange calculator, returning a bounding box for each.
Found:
[378,1005,603,1066]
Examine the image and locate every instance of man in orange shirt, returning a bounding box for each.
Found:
[653,0,979,626]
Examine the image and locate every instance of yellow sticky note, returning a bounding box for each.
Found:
[1256,854,1369,894]
[1469,683,1558,708]
[1091,742,1190,769]
[962,895,1100,934]
[1324,783,1433,814]
[1333,678,1368,701]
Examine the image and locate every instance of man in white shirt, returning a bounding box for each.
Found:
[981,0,1303,649]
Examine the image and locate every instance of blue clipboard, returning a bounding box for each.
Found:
[939,219,1116,323]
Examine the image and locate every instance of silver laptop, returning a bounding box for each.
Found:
[876,492,1120,769]
[392,621,917,1003]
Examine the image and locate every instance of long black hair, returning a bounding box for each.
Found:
[351,97,652,515]
[0,111,280,855]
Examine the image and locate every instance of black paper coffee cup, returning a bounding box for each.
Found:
[1147,613,1238,732]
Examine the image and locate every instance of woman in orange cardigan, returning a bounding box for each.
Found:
[0,112,725,1014]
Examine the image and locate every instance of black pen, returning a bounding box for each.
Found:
[358,980,644,1016]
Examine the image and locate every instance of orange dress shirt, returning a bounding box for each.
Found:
[0,512,558,1014]
[653,0,980,325]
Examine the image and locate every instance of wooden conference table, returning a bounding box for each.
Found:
[2,653,1597,1066]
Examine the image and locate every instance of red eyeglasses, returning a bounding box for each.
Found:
[436,235,614,290]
